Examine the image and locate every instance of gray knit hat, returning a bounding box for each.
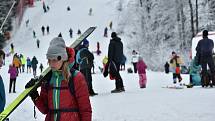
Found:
[46,37,68,61]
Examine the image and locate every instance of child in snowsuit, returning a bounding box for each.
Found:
[136,56,147,88]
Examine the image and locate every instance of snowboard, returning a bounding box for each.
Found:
[0,26,96,121]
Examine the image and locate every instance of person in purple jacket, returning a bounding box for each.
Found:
[136,56,147,88]
[8,64,17,93]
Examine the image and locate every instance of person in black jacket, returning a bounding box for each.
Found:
[76,39,98,96]
[164,62,169,74]
[108,32,125,93]
[196,30,215,85]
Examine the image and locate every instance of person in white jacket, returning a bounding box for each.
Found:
[131,50,139,73]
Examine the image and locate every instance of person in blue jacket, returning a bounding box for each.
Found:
[0,54,6,112]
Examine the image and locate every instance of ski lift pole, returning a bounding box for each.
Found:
[0,1,16,33]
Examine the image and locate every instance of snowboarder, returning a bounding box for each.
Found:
[46,26,49,34]
[136,56,147,88]
[39,63,43,73]
[164,62,170,74]
[41,26,45,35]
[76,39,98,96]
[170,51,183,85]
[26,57,31,73]
[31,56,38,77]
[12,54,21,75]
[104,27,108,37]
[36,39,40,48]
[0,50,5,65]
[69,28,73,38]
[189,56,201,87]
[89,8,92,16]
[131,50,139,73]
[107,32,125,93]
[25,37,92,121]
[8,64,17,93]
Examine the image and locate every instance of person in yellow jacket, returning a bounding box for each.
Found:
[13,54,21,75]
[20,54,26,72]
[170,51,183,84]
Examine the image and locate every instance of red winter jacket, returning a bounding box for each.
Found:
[34,47,92,121]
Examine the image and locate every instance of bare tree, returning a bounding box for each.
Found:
[188,0,195,37]
[196,0,198,34]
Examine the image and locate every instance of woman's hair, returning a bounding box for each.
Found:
[61,61,71,81]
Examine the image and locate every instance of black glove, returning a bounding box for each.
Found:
[25,78,39,101]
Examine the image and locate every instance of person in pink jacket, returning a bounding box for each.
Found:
[136,56,147,88]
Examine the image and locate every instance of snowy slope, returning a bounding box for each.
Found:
[0,0,215,121]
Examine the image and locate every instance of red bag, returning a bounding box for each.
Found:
[175,67,180,74]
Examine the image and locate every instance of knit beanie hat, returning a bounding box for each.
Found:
[46,37,68,61]
[83,39,89,46]
[203,30,208,37]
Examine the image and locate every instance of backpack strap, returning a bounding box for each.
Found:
[68,68,78,96]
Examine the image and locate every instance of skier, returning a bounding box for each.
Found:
[77,29,81,35]
[170,51,183,85]
[31,56,38,77]
[67,6,71,11]
[12,54,21,76]
[41,26,45,35]
[26,57,31,73]
[47,5,50,11]
[25,37,92,121]
[109,21,113,30]
[36,39,40,48]
[69,28,73,38]
[20,54,26,72]
[107,32,125,93]
[136,56,147,88]
[33,30,36,38]
[76,39,98,96]
[43,1,47,13]
[96,42,101,55]
[25,19,29,27]
[0,50,5,65]
[164,62,170,74]
[89,8,92,16]
[46,26,49,34]
[8,64,17,93]
[131,50,139,73]
[104,27,108,37]
[39,63,43,73]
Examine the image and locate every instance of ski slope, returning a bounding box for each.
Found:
[1,0,215,120]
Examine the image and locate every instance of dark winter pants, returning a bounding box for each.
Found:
[200,55,215,75]
[22,64,25,72]
[81,68,95,94]
[9,78,16,93]
[173,73,182,84]
[33,68,37,77]
[115,62,124,89]
[133,63,137,73]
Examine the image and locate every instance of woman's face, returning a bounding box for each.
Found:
[48,58,63,71]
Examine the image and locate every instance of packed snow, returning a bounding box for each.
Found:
[0,0,215,121]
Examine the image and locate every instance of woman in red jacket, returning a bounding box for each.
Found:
[26,37,92,121]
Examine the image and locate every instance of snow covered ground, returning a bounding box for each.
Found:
[1,0,215,120]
